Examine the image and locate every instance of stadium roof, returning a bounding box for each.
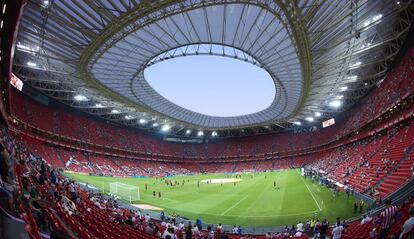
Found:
[12,0,414,138]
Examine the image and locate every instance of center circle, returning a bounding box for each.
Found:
[144,55,276,117]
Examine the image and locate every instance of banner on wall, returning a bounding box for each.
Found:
[322,118,335,128]
[10,73,24,91]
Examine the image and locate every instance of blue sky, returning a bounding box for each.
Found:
[144,55,275,117]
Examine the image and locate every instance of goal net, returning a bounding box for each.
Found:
[109,182,140,203]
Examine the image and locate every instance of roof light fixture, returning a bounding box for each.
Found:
[161,124,171,132]
[27,61,37,67]
[74,94,88,101]
[346,75,358,82]
[329,100,342,108]
[350,61,361,68]
[305,117,314,122]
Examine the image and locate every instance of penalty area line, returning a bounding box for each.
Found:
[299,172,322,211]
[221,195,248,216]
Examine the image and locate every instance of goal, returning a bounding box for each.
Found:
[109,182,140,203]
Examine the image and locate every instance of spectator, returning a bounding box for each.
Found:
[185,224,192,239]
[196,218,202,230]
[145,222,155,235]
[379,198,398,239]
[319,219,329,239]
[361,214,373,224]
[332,222,344,239]
[153,225,161,238]
[399,206,414,239]
[207,226,214,239]
[296,221,304,232]
[144,213,150,222]
[20,179,47,230]
[0,176,13,211]
[216,223,223,236]
[0,143,14,187]
[162,226,174,239]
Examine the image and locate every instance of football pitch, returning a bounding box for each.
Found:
[66,169,363,227]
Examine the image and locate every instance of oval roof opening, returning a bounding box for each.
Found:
[144,55,276,117]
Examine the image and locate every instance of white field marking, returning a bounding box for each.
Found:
[226,210,318,218]
[298,172,322,211]
[201,178,243,184]
[220,195,248,215]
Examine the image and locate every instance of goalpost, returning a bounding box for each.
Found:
[109,182,140,203]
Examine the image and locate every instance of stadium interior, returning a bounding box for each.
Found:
[0,0,414,239]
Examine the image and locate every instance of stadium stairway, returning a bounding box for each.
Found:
[44,207,77,239]
[351,126,412,193]
[55,148,67,168]
[341,135,389,192]
[196,163,204,173]
[109,157,126,173]
[232,161,238,173]
[375,140,414,198]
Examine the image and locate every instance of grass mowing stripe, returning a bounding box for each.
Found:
[240,174,276,216]
[221,195,248,215]
[298,171,322,211]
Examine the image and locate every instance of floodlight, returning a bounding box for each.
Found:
[161,125,171,132]
[346,75,358,81]
[27,61,37,67]
[305,117,314,122]
[329,100,342,108]
[74,94,88,101]
[339,86,348,91]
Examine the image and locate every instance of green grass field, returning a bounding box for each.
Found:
[67,169,363,227]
